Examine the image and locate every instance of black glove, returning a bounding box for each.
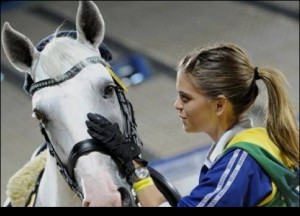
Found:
[86,113,147,179]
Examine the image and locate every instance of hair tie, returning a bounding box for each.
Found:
[254,67,261,80]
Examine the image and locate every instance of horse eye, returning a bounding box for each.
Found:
[33,109,48,124]
[103,85,115,98]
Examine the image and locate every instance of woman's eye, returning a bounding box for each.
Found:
[103,85,115,98]
[180,95,190,103]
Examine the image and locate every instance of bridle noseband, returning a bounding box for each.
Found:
[31,56,143,200]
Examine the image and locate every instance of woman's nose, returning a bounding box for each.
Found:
[174,97,183,111]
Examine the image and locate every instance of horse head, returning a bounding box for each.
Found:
[2,1,138,207]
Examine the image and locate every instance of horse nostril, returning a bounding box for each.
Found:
[118,187,132,207]
[83,200,90,207]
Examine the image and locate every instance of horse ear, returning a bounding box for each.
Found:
[1,22,39,76]
[76,1,105,49]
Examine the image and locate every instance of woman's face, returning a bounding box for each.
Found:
[174,71,217,133]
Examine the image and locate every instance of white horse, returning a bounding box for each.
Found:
[2,1,139,207]
[2,1,181,207]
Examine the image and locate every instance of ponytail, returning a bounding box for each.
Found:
[259,67,299,167]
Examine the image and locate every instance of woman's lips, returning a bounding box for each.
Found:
[179,115,187,120]
[179,116,187,123]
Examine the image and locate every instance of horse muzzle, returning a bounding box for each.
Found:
[69,139,136,207]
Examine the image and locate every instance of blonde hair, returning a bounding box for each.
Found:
[178,42,299,166]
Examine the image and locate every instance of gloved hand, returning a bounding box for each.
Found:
[86,113,147,180]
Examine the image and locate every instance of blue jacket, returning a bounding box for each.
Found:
[177,147,272,207]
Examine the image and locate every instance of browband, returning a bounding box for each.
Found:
[29,56,127,95]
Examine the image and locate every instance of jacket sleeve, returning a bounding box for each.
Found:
[177,148,272,207]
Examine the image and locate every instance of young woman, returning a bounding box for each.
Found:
[86,42,299,207]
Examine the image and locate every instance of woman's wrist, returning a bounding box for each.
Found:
[133,177,154,193]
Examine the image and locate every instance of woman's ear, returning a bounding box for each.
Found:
[214,95,227,116]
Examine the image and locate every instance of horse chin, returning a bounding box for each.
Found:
[118,187,134,207]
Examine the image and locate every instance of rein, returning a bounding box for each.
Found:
[30,56,143,201]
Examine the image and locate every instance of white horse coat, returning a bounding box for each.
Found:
[2,1,135,207]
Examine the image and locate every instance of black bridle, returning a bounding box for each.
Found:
[30,56,143,200]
